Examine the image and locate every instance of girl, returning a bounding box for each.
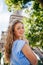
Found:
[4,15,38,65]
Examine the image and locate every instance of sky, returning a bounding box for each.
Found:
[0,0,11,39]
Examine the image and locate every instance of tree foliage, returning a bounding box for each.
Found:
[5,0,43,11]
[23,8,43,49]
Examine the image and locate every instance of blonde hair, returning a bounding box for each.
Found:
[4,20,28,63]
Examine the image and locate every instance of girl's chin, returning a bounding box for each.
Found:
[19,36,22,39]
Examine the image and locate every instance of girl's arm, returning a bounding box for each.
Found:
[22,43,38,65]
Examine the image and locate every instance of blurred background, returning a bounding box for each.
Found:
[0,0,43,65]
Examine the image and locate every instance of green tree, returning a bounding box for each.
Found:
[5,0,43,11]
[23,8,43,49]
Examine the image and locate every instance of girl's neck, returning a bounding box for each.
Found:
[14,36,22,41]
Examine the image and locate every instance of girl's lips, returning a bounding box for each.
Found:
[19,31,24,34]
[20,32,23,34]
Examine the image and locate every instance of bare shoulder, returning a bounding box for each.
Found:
[24,39,29,44]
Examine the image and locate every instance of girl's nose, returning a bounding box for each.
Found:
[20,29,24,33]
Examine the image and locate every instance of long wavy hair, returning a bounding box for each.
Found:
[4,20,28,63]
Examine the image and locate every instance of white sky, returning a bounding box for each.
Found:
[0,0,11,39]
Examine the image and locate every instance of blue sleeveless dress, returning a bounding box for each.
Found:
[10,39,30,65]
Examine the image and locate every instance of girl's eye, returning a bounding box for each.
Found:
[17,26,24,30]
[22,26,24,29]
[17,27,20,30]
